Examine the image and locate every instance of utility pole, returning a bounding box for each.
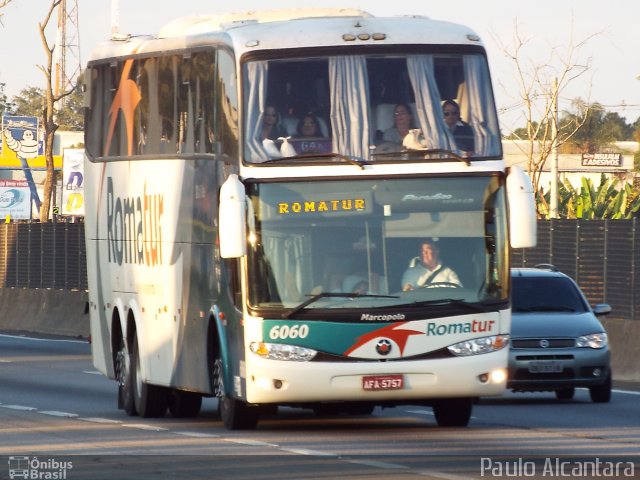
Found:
[550,77,559,219]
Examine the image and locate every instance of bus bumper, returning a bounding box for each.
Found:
[243,350,507,404]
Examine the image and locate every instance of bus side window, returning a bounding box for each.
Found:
[216,49,239,162]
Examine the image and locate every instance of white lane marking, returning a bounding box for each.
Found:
[347,459,408,469]
[0,359,12,363]
[224,438,279,447]
[278,448,337,456]
[612,389,640,396]
[0,333,87,344]
[0,404,37,411]
[39,411,79,418]
[406,409,434,416]
[415,469,475,479]
[174,431,221,438]
[83,370,104,375]
[122,423,168,432]
[77,417,123,424]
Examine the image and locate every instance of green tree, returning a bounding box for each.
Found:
[0,82,15,114]
[8,84,82,130]
[54,80,84,130]
[11,86,45,117]
[561,101,633,152]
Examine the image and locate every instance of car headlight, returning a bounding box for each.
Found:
[250,342,317,361]
[448,334,510,356]
[576,333,608,349]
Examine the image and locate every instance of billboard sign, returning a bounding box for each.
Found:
[0,180,32,220]
[61,148,85,216]
[1,115,62,169]
[581,153,623,167]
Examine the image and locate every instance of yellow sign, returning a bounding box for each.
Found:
[1,115,62,169]
[278,198,366,214]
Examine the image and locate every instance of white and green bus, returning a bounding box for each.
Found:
[83,9,536,430]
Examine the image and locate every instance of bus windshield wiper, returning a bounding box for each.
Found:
[283,292,398,319]
[371,148,470,165]
[262,153,368,169]
[406,298,485,312]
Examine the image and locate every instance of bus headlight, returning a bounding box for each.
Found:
[250,342,317,361]
[447,334,509,356]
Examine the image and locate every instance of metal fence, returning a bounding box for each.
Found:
[513,218,640,322]
[0,222,87,290]
[1,219,638,321]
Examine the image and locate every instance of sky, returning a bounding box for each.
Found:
[1,0,639,132]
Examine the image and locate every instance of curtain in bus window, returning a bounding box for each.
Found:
[141,57,162,154]
[328,56,371,160]
[463,55,500,157]
[245,61,269,162]
[406,55,453,150]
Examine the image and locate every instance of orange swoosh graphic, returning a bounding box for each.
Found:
[104,59,142,156]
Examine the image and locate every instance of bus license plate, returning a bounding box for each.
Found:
[362,374,404,391]
[528,361,563,373]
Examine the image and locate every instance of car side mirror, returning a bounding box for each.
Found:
[593,304,612,316]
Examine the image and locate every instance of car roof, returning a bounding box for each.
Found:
[511,266,569,279]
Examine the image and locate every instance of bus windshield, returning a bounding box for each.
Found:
[246,175,509,314]
[243,52,501,164]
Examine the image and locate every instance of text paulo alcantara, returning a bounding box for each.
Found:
[106,177,163,266]
[480,457,634,477]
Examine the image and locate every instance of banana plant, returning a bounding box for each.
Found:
[542,174,640,219]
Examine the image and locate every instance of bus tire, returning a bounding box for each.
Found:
[168,390,203,418]
[131,334,169,418]
[208,330,259,429]
[116,335,136,416]
[432,397,473,427]
[219,396,259,430]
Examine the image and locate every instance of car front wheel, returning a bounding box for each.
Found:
[589,373,612,403]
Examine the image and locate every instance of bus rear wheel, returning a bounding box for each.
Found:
[115,335,135,416]
[432,397,473,427]
[131,334,169,418]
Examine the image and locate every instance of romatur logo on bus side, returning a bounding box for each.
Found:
[106,176,164,266]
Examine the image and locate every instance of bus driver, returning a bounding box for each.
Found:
[402,238,462,290]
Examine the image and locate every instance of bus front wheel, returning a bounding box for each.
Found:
[432,397,473,427]
[209,337,259,430]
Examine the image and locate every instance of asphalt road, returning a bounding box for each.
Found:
[1,332,639,479]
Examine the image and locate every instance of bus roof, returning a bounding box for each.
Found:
[87,9,484,63]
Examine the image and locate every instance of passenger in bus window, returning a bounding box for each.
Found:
[261,105,287,141]
[296,114,322,138]
[293,113,331,154]
[402,238,462,290]
[442,99,475,154]
[382,103,415,145]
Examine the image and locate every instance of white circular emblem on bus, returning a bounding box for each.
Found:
[376,339,392,355]
[539,339,550,348]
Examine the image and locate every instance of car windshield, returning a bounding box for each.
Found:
[243,52,501,163]
[512,276,589,313]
